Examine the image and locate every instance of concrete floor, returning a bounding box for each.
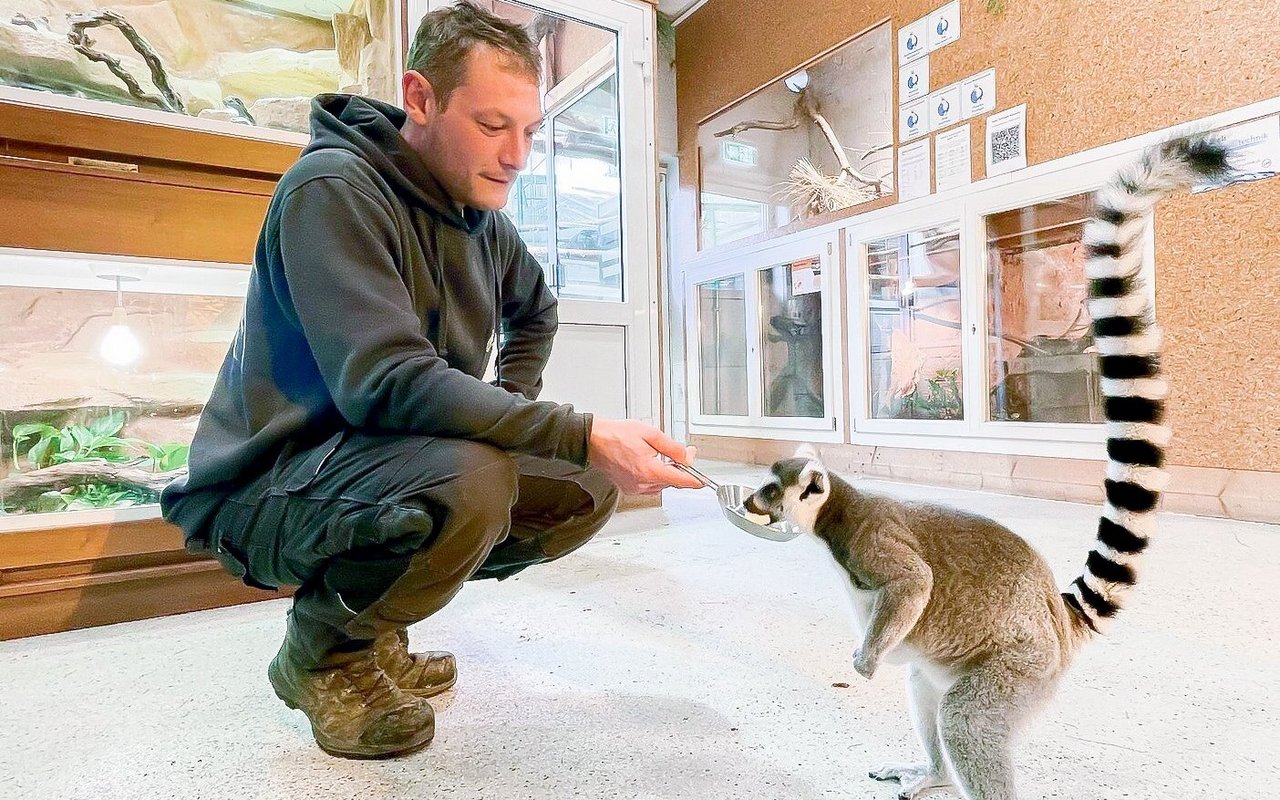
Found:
[2,462,1277,800]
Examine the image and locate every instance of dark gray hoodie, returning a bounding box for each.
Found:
[161,94,590,547]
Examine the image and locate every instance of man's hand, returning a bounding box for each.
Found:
[588,418,704,495]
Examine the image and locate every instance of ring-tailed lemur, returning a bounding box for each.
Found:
[744,136,1231,800]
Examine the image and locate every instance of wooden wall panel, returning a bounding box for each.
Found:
[0,157,275,263]
[675,0,1280,472]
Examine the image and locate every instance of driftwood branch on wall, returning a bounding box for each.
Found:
[66,9,185,114]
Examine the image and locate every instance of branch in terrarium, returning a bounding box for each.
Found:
[0,460,185,503]
[713,117,803,138]
[65,10,185,114]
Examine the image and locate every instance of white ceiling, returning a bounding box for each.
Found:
[658,0,707,21]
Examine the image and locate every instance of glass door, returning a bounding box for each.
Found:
[413,0,660,423]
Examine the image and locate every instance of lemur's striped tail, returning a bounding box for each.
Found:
[1063,136,1232,634]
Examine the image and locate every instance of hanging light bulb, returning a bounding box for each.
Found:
[99,275,142,366]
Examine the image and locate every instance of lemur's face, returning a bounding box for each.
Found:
[744,450,829,532]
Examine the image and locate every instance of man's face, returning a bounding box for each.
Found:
[406,46,543,211]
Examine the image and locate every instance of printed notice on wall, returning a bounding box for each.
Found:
[960,69,996,119]
[898,139,932,201]
[985,104,1027,176]
[898,18,928,64]
[1192,115,1280,193]
[900,98,928,141]
[928,1,961,51]
[928,83,961,131]
[899,57,930,104]
[790,257,822,295]
[935,125,972,192]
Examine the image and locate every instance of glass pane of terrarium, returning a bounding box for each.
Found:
[759,257,824,418]
[985,193,1102,423]
[1,263,244,519]
[697,275,748,416]
[696,21,893,250]
[865,223,964,421]
[0,0,397,135]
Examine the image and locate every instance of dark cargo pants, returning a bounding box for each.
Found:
[206,431,619,667]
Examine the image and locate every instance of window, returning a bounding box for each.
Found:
[759,258,824,418]
[985,193,1102,423]
[844,156,1145,452]
[696,275,748,416]
[492,3,623,302]
[686,233,841,439]
[863,223,964,421]
[551,75,622,301]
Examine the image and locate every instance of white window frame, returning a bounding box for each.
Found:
[843,154,1156,457]
[846,203,969,438]
[685,230,845,443]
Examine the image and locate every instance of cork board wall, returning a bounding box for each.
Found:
[674,0,1280,472]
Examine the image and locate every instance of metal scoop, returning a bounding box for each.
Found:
[668,461,802,543]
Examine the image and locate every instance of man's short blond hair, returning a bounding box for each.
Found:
[406,1,542,110]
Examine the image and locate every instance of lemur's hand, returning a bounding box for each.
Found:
[852,647,879,679]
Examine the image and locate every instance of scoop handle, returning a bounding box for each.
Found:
[668,460,721,490]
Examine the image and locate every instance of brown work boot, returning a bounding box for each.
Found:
[374,628,457,697]
[268,636,435,759]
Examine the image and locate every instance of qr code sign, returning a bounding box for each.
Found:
[992,124,1022,163]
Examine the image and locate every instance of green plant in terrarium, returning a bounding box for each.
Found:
[12,411,135,470]
[899,368,963,420]
[10,411,189,472]
[3,411,191,515]
[30,483,155,513]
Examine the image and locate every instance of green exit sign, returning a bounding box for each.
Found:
[721,140,758,167]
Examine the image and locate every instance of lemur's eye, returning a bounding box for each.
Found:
[761,484,780,501]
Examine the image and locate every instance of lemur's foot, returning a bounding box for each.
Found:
[868,764,954,800]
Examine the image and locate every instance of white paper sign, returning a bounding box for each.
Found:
[899,58,930,104]
[898,18,928,64]
[985,104,1027,176]
[960,69,996,119]
[790,257,822,295]
[1192,115,1280,193]
[935,124,972,192]
[900,98,928,141]
[928,83,961,131]
[898,139,932,202]
[928,1,961,51]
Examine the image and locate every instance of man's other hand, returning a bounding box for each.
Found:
[588,419,704,495]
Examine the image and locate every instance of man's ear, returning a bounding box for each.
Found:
[401,70,438,126]
[799,464,827,501]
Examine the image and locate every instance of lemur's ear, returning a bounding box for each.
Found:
[794,443,820,462]
[799,464,827,501]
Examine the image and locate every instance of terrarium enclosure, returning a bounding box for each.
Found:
[0,0,399,135]
[0,251,246,519]
[696,21,893,250]
[689,232,839,438]
[984,193,1102,423]
[864,222,963,421]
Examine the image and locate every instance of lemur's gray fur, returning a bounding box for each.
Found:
[745,136,1231,800]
